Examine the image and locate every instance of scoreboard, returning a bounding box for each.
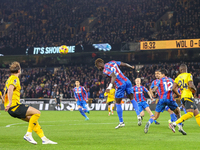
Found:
[140,39,200,50]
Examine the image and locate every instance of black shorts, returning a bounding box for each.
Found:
[181,98,197,110]
[8,104,29,119]
[107,101,114,105]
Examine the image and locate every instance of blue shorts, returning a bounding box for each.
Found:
[138,101,149,112]
[115,79,133,98]
[155,99,178,113]
[77,100,87,109]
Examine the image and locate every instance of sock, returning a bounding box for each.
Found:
[27,114,40,133]
[116,104,123,122]
[131,100,140,116]
[154,120,158,123]
[170,113,177,122]
[175,112,193,124]
[108,106,111,112]
[33,121,45,138]
[83,109,88,113]
[110,105,112,111]
[195,114,200,126]
[149,118,154,124]
[183,108,187,114]
[79,108,87,118]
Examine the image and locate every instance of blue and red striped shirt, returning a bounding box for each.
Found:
[156,77,174,100]
[73,86,88,101]
[133,85,148,102]
[150,79,160,96]
[103,61,128,88]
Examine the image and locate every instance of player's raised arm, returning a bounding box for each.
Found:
[120,62,134,69]
[5,85,14,111]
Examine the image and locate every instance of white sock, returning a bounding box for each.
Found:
[177,124,182,130]
[41,136,48,141]
[26,132,32,136]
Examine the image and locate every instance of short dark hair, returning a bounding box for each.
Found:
[9,61,21,73]
[160,69,168,76]
[179,64,187,70]
[95,58,104,67]
[155,69,160,72]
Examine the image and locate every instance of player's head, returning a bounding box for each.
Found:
[56,91,59,95]
[135,78,141,86]
[75,80,80,87]
[9,61,21,76]
[95,58,104,71]
[155,69,161,79]
[159,69,168,78]
[179,64,187,73]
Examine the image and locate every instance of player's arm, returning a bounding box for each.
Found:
[147,91,153,101]
[172,78,181,97]
[152,86,158,93]
[82,87,88,101]
[5,85,14,111]
[143,86,153,100]
[73,89,78,102]
[104,92,108,97]
[188,81,197,93]
[120,62,134,69]
[149,88,155,98]
[106,72,116,93]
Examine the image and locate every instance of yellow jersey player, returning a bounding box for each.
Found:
[4,62,57,145]
[169,64,200,133]
[104,87,115,116]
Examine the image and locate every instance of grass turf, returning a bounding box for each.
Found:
[0,110,199,150]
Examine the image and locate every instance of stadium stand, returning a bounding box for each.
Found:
[0,62,199,99]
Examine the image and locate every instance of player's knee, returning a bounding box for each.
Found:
[37,110,41,115]
[187,112,194,118]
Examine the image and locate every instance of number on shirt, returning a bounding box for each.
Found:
[164,82,173,91]
[178,79,188,90]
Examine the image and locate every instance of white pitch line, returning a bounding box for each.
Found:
[5,120,80,128]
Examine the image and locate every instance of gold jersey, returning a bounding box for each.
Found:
[104,88,115,102]
[4,75,21,107]
[174,73,193,99]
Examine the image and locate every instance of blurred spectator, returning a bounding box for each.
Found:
[0,61,199,99]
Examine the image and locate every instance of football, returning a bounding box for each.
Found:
[59,45,69,55]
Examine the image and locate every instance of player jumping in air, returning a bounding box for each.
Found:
[95,58,141,129]
[169,64,200,132]
[104,87,115,116]
[4,62,57,145]
[133,78,160,126]
[73,80,90,120]
[144,69,186,135]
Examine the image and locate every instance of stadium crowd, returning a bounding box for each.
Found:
[0,0,199,48]
[0,62,200,99]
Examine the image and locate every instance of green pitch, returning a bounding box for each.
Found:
[0,110,199,150]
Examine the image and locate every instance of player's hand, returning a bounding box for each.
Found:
[150,98,154,101]
[105,89,110,93]
[132,66,135,69]
[86,100,88,103]
[5,105,11,112]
